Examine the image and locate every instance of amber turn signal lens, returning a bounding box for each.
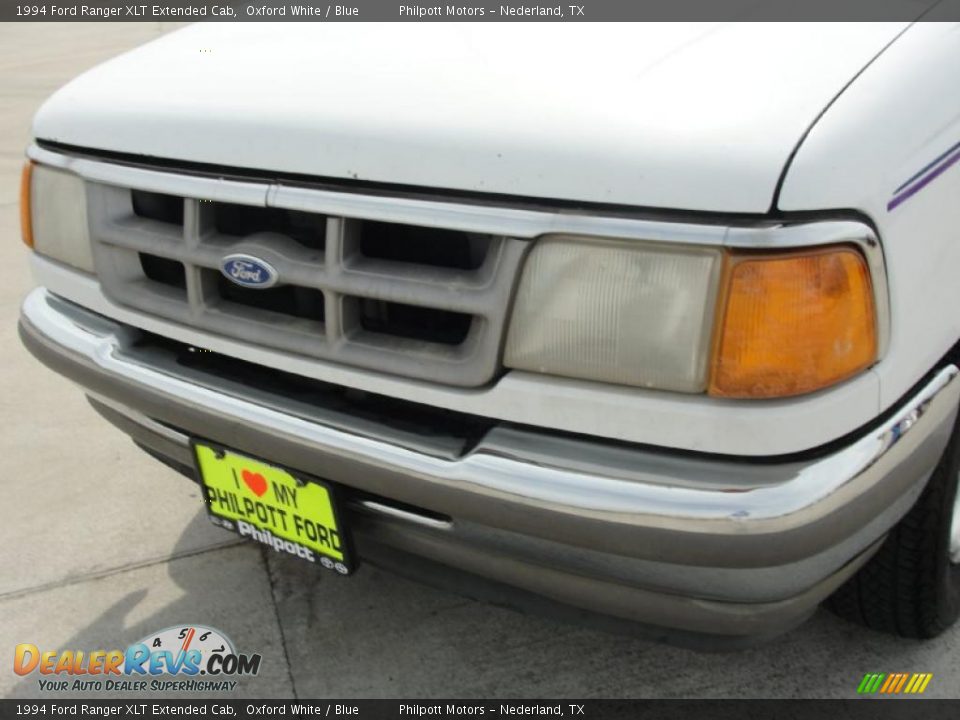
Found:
[708,247,877,398]
[20,161,34,248]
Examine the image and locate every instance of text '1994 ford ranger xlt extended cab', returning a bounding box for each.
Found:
[16,18,960,648]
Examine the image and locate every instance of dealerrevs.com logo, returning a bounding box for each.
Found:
[14,625,262,693]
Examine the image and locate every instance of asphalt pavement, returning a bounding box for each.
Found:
[3,21,960,700]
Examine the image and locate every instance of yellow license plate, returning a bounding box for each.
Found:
[193,441,352,574]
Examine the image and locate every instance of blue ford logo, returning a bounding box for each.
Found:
[220,254,279,289]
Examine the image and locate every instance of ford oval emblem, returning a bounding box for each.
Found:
[220,254,279,289]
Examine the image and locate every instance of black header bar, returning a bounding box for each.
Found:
[2,0,960,22]
[4,700,960,719]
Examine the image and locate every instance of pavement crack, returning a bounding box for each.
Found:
[0,540,245,602]
[261,546,299,699]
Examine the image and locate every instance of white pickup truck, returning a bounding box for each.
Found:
[17,20,960,647]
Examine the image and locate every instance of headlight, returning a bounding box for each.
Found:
[21,162,94,273]
[504,236,879,399]
[504,237,722,392]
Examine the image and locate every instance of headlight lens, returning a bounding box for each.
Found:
[504,237,879,398]
[26,164,94,273]
[504,237,722,392]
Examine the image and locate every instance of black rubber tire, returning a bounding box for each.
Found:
[825,409,960,638]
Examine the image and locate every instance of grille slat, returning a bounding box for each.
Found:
[90,181,526,386]
[101,215,184,248]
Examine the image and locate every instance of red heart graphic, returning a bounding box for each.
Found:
[241,469,268,497]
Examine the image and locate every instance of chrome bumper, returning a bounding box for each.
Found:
[18,288,960,645]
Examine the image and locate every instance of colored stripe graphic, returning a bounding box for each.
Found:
[858,673,885,694]
[888,140,960,212]
[895,139,960,193]
[858,673,932,694]
[880,674,897,693]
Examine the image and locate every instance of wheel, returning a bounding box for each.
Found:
[826,408,960,637]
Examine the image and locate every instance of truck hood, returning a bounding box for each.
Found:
[34,22,910,213]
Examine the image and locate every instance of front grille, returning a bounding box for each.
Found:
[89,181,528,386]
